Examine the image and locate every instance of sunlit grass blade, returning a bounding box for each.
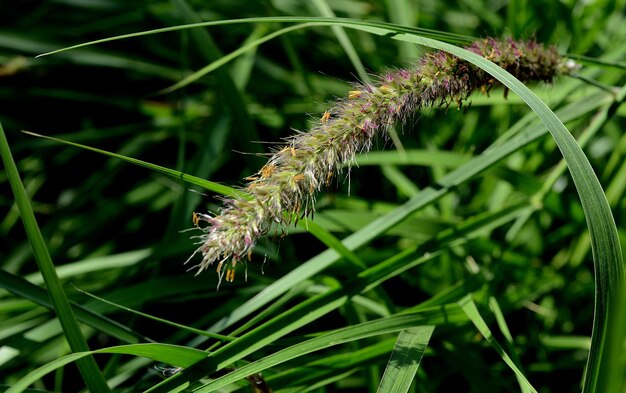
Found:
[377,326,435,393]
[298,218,366,269]
[355,149,470,168]
[0,122,111,392]
[22,249,151,285]
[366,30,625,393]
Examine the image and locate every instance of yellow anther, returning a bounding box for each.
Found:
[226,269,235,282]
[348,90,362,99]
[321,110,331,123]
[261,164,276,179]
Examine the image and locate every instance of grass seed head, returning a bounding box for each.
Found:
[190,37,576,281]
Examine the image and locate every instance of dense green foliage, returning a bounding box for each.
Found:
[1,1,625,392]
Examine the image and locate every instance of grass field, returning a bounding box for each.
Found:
[1,1,625,392]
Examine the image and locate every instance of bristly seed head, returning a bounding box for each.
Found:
[189,37,577,283]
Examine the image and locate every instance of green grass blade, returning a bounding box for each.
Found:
[311,0,371,83]
[193,312,451,392]
[0,122,111,392]
[377,326,435,393]
[35,17,475,58]
[489,296,531,393]
[0,269,146,344]
[355,149,470,168]
[73,287,234,342]
[298,218,367,269]
[158,23,315,94]
[21,131,247,199]
[6,344,208,393]
[459,295,538,393]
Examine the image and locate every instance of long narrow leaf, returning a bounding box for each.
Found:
[0,122,111,392]
[21,131,247,199]
[459,295,537,393]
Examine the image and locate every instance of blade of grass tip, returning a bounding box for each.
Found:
[33,17,475,59]
[459,295,538,393]
[0,122,111,392]
[310,0,371,84]
[377,326,435,393]
[21,130,248,199]
[73,286,235,342]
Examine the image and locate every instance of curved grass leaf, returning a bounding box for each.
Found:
[399,35,624,393]
[35,17,475,58]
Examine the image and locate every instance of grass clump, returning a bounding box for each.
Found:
[0,2,625,392]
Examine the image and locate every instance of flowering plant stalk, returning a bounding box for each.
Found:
[189,37,577,283]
